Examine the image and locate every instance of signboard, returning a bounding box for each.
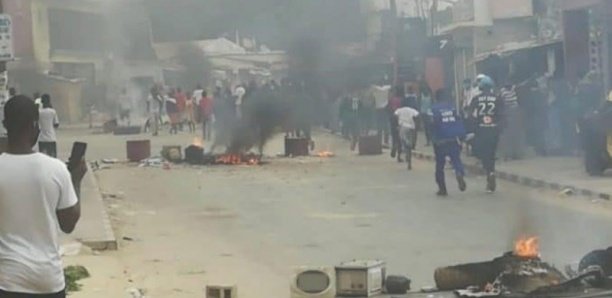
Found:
[0,14,13,62]
[490,0,533,19]
[0,71,7,136]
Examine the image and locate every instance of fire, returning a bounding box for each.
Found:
[513,236,540,258]
[215,154,260,165]
[216,154,242,165]
[192,137,204,148]
[316,150,335,157]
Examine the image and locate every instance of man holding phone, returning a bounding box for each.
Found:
[0,96,86,298]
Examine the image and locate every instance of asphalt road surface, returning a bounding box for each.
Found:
[56,128,612,298]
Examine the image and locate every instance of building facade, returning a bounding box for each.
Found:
[4,0,161,123]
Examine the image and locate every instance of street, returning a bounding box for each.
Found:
[56,128,612,298]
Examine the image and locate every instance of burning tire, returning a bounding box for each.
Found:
[579,248,612,276]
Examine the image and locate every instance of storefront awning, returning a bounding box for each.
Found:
[471,39,561,64]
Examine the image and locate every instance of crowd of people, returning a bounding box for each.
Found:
[136,79,317,151]
[461,71,608,159]
[331,69,612,193]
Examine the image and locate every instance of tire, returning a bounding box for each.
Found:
[579,249,612,276]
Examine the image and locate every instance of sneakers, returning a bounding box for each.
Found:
[457,175,467,192]
[436,188,448,197]
[486,173,496,193]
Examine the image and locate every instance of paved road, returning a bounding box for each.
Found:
[56,128,612,297]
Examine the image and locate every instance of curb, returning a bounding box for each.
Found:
[81,164,118,250]
[413,150,612,200]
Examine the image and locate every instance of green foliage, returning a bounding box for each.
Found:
[64,265,90,292]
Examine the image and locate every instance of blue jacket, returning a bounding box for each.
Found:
[431,101,466,142]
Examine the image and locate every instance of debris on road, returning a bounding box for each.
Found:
[64,265,90,292]
[558,188,575,197]
[101,158,121,164]
[138,157,164,168]
[127,287,146,298]
[178,269,207,275]
[102,191,125,200]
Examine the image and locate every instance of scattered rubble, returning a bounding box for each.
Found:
[127,287,146,298]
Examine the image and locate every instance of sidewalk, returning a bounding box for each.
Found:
[411,133,612,200]
[61,164,118,250]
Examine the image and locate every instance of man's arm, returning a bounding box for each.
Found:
[56,160,87,234]
[53,111,59,129]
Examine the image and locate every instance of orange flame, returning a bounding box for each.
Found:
[215,154,260,165]
[514,236,539,258]
[316,151,335,157]
[192,137,204,148]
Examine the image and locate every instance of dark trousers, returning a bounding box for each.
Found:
[389,126,402,158]
[0,289,65,298]
[39,142,57,158]
[201,117,211,140]
[421,114,432,145]
[474,130,499,174]
[376,108,389,144]
[434,140,465,188]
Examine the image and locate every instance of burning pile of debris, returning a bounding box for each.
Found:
[435,237,612,297]
[183,144,262,166]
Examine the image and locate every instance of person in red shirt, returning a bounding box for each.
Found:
[174,88,187,131]
[199,91,213,140]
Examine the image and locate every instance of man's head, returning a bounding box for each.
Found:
[202,91,208,97]
[3,95,40,147]
[9,87,16,97]
[41,94,51,108]
[478,76,494,91]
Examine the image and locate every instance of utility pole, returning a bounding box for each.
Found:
[0,0,5,74]
[390,0,398,85]
[431,0,438,36]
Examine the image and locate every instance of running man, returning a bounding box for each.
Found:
[431,89,467,196]
[468,76,504,193]
[394,100,419,169]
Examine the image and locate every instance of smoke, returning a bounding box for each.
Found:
[214,86,289,154]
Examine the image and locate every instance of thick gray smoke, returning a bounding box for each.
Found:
[213,86,290,154]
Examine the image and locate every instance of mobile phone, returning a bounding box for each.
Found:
[68,142,87,171]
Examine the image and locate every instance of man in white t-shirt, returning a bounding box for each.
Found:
[0,96,86,297]
[394,103,420,167]
[192,85,204,105]
[371,84,391,145]
[38,94,60,158]
[234,85,246,118]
